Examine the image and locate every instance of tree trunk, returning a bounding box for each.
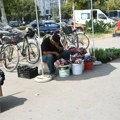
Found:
[0,0,8,24]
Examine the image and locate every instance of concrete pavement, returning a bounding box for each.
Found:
[0,36,120,120]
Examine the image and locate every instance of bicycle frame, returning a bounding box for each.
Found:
[59,30,76,49]
[60,27,90,49]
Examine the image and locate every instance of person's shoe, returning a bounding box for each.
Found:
[50,73,57,79]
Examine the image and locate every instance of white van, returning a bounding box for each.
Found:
[74,9,115,26]
[108,10,120,21]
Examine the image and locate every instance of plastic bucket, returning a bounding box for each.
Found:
[58,65,70,77]
[84,61,93,70]
[72,63,83,75]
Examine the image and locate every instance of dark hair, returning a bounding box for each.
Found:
[52,33,60,42]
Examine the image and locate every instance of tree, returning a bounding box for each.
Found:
[106,0,120,11]
[3,0,36,22]
[0,0,8,24]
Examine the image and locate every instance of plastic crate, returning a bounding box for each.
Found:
[17,65,38,79]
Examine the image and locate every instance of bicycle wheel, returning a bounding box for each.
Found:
[2,45,19,72]
[75,32,90,49]
[25,42,40,64]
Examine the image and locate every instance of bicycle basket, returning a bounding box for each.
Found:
[27,28,35,38]
[62,26,73,34]
[2,36,20,45]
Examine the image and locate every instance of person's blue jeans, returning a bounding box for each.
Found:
[42,50,70,74]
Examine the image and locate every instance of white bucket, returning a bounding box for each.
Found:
[72,63,83,75]
[59,65,70,77]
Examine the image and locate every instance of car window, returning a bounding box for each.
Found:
[98,14,107,19]
[44,23,58,27]
[49,23,58,27]
[40,24,45,27]
[119,12,120,17]
[81,13,90,19]
[44,23,49,27]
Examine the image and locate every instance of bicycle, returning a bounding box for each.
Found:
[60,26,90,50]
[0,31,40,72]
[0,34,19,72]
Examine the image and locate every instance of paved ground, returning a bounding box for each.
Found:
[0,36,120,120]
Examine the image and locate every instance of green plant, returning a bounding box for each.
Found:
[89,47,94,56]
[93,48,120,63]
[105,48,114,59]
[86,20,110,33]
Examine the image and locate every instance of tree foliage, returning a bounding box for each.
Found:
[106,0,120,11]
[62,0,108,17]
[3,0,36,22]
[2,0,120,23]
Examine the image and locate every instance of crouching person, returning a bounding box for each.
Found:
[41,32,70,78]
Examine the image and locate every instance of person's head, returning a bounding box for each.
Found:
[52,32,60,42]
[50,32,60,45]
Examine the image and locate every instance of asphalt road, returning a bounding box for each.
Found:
[0,36,120,120]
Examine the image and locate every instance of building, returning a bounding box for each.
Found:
[37,0,59,19]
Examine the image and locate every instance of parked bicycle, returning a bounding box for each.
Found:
[0,31,40,72]
[60,26,90,49]
[0,33,19,72]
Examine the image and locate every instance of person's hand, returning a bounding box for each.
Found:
[54,52,60,58]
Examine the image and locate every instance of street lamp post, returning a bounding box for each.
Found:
[72,0,75,29]
[91,0,95,56]
[58,0,62,29]
[34,0,52,82]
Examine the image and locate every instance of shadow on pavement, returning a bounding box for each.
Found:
[56,59,119,81]
[0,93,27,112]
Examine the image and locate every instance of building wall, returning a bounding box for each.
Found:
[36,0,59,19]
[37,0,51,18]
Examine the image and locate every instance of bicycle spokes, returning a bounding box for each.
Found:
[25,43,40,64]
[2,45,19,72]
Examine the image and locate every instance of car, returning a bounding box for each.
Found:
[9,21,21,27]
[108,10,120,21]
[26,20,60,36]
[0,27,11,35]
[26,20,55,27]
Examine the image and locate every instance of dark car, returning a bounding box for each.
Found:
[26,20,60,36]
[0,27,11,35]
[0,28,10,34]
[9,21,21,27]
